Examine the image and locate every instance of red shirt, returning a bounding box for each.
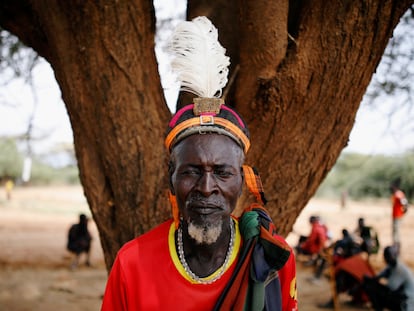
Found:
[300,222,327,255]
[101,219,297,311]
[392,190,407,219]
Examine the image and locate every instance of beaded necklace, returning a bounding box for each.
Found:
[177,220,235,284]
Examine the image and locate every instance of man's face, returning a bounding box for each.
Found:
[170,134,244,244]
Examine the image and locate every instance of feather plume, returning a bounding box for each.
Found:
[169,16,230,98]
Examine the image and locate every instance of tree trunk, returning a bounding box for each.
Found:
[0,0,171,269]
[1,0,412,270]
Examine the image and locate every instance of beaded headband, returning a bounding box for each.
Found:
[165,98,250,154]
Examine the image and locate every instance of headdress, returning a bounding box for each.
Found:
[165,16,250,154]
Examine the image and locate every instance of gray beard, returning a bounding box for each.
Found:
[187,219,223,245]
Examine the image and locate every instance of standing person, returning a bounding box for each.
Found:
[390,178,409,253]
[101,16,297,311]
[5,177,14,200]
[340,190,348,209]
[363,245,414,311]
[67,213,92,269]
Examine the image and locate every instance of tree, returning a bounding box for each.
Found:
[0,137,22,179]
[363,9,414,149]
[0,1,412,270]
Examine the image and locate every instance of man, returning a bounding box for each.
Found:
[353,217,380,255]
[363,245,414,311]
[390,178,409,253]
[296,215,329,263]
[101,16,297,311]
[67,213,92,269]
[312,228,360,281]
[5,177,14,200]
[100,101,298,311]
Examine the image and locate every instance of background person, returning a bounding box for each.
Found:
[390,178,409,254]
[67,213,92,269]
[5,177,14,200]
[353,217,380,255]
[312,228,361,282]
[296,215,329,265]
[363,245,414,311]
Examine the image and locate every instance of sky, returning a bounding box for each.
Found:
[344,96,414,155]
[0,4,413,160]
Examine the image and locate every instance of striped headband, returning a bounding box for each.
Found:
[165,98,251,154]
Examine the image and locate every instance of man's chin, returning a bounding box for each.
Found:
[187,221,222,245]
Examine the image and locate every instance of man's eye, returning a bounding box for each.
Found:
[214,169,233,177]
[181,169,200,175]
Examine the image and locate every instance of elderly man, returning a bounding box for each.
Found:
[101,16,297,311]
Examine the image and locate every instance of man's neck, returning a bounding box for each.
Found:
[179,220,233,278]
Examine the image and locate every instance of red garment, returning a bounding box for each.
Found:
[300,222,327,255]
[335,253,375,282]
[101,219,297,311]
[392,190,407,219]
[334,253,375,303]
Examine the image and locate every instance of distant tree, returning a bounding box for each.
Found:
[0,1,412,270]
[366,9,414,107]
[0,138,22,179]
[363,8,414,149]
[318,152,414,201]
[0,29,40,85]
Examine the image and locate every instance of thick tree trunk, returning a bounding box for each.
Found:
[1,0,413,270]
[235,1,412,233]
[0,0,171,269]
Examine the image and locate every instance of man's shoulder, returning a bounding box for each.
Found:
[139,219,173,240]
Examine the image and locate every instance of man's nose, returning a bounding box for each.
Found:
[196,172,218,195]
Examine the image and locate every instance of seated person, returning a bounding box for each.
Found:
[363,245,414,311]
[67,213,92,269]
[354,217,380,255]
[296,215,329,264]
[313,229,360,280]
[318,252,376,308]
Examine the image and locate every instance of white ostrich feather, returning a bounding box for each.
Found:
[169,16,230,98]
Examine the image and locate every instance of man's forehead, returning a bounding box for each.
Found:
[172,134,243,163]
[174,134,242,152]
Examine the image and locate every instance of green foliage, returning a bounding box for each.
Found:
[317,152,414,201]
[0,137,23,178]
[0,137,79,185]
[29,160,79,185]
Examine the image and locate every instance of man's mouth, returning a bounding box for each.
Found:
[191,206,217,215]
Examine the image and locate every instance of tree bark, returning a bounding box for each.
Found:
[0,0,171,269]
[1,0,412,269]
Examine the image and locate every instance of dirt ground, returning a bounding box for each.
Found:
[0,185,413,311]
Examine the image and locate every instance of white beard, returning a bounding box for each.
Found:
[187,219,223,245]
